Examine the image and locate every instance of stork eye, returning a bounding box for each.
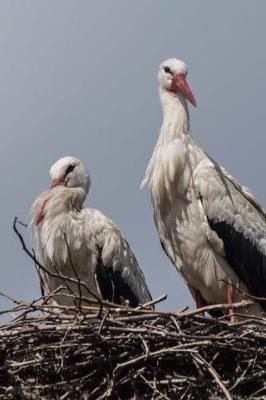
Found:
[65,164,76,176]
[164,66,172,74]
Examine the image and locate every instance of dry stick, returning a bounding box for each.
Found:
[51,298,253,321]
[6,221,266,398]
[0,290,50,324]
[219,279,266,303]
[122,299,251,320]
[50,262,81,309]
[13,217,135,314]
[193,353,233,400]
[13,217,102,308]
[60,392,70,400]
[1,298,264,398]
[97,311,108,336]
[178,300,252,319]
[63,232,84,313]
[140,374,171,400]
[32,248,46,296]
[118,313,160,322]
[33,247,84,309]
[230,311,266,324]
[229,359,253,392]
[140,336,149,359]
[13,219,256,323]
[0,288,85,324]
[0,296,96,319]
[250,384,266,398]
[0,290,25,306]
[46,288,94,318]
[108,346,199,396]
[59,311,80,351]
[41,285,72,306]
[136,294,167,309]
[237,370,266,386]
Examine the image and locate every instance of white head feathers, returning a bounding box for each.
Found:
[49,156,91,194]
[158,58,188,91]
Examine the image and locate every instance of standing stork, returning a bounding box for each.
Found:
[32,156,152,309]
[142,58,266,318]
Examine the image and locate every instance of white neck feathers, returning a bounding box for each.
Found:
[31,187,86,227]
[159,89,190,142]
[141,90,190,190]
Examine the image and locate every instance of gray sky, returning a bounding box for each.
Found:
[1,1,266,311]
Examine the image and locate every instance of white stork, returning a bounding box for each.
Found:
[32,156,152,309]
[142,58,266,318]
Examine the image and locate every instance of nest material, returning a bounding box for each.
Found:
[5,218,266,399]
[0,297,266,400]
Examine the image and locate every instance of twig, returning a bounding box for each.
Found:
[13,217,102,306]
[193,353,233,400]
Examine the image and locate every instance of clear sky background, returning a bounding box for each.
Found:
[1,1,266,312]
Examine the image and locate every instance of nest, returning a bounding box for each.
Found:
[1,218,265,399]
[0,295,266,400]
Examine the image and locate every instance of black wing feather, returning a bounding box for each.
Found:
[111,270,140,307]
[208,219,266,311]
[95,254,115,302]
[95,247,142,307]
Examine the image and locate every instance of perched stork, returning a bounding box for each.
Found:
[142,58,266,318]
[32,156,152,309]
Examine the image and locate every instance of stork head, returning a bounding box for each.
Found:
[49,156,90,194]
[158,58,197,107]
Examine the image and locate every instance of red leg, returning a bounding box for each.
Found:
[194,290,207,309]
[227,286,237,323]
[188,284,206,312]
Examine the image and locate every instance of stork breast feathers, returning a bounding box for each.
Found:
[163,139,186,182]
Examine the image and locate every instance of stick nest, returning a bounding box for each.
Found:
[0,297,266,400]
[4,218,266,399]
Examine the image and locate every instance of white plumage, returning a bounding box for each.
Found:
[142,58,266,317]
[32,156,152,308]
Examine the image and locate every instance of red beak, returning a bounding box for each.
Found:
[171,73,197,107]
[50,179,65,189]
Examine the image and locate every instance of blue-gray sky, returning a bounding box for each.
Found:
[1,1,266,311]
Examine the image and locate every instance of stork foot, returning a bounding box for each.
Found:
[227,286,237,323]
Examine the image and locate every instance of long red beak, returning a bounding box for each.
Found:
[171,73,197,107]
[50,179,65,189]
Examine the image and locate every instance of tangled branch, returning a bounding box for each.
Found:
[0,218,264,399]
[0,295,266,399]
